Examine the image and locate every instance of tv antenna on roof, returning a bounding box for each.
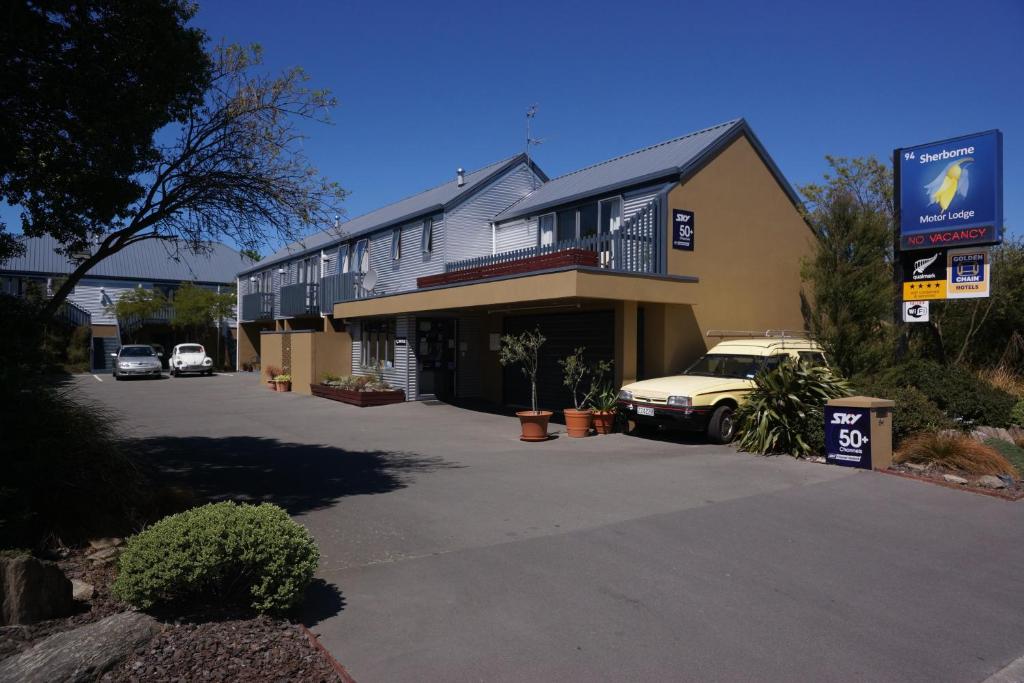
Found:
[526,104,543,190]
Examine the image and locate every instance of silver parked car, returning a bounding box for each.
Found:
[111,345,163,380]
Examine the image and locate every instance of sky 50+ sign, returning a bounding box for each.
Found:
[896,130,1003,251]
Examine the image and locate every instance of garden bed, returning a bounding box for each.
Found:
[0,547,343,681]
[310,383,405,407]
[883,464,1024,501]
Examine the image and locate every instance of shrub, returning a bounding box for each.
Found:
[264,365,282,380]
[852,378,952,446]
[113,502,319,614]
[874,360,1015,427]
[736,360,850,457]
[977,366,1024,399]
[983,438,1024,477]
[1012,400,1024,427]
[320,373,391,391]
[895,432,1016,476]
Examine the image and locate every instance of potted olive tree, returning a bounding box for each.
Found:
[559,347,594,437]
[499,328,551,442]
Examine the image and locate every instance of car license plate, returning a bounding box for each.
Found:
[637,406,655,417]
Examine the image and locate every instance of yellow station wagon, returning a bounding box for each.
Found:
[617,333,827,444]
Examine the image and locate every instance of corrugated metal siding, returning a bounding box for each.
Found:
[365,216,445,296]
[444,163,541,263]
[69,279,151,326]
[493,217,539,253]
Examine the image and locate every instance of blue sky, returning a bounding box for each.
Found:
[5,0,1023,251]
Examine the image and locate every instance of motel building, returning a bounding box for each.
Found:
[236,119,813,409]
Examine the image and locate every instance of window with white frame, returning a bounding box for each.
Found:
[391,227,402,261]
[538,213,555,246]
[599,197,622,233]
[338,244,350,273]
[539,198,622,246]
[421,216,433,253]
[354,239,369,273]
[296,256,317,284]
[361,319,395,369]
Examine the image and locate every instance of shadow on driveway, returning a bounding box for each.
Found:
[130,435,461,516]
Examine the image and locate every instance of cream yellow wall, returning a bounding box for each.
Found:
[290,332,315,395]
[314,318,353,381]
[259,332,283,381]
[666,134,812,353]
[91,324,118,338]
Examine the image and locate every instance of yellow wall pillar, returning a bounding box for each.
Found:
[616,301,638,387]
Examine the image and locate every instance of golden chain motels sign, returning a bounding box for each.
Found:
[946,247,990,299]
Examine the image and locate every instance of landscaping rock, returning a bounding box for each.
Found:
[86,547,119,565]
[943,474,969,485]
[0,611,161,683]
[904,462,929,473]
[977,475,1007,490]
[71,579,95,602]
[0,555,74,625]
[87,538,123,552]
[971,427,1014,444]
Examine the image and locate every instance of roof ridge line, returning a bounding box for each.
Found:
[543,119,741,182]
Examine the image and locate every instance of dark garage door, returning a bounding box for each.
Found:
[503,310,614,411]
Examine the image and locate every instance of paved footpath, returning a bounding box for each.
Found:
[76,373,1024,682]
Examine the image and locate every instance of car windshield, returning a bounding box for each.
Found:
[682,354,765,379]
[178,345,203,354]
[121,346,155,357]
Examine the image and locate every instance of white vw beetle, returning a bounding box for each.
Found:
[169,343,214,376]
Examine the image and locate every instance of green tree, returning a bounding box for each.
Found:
[1,5,346,317]
[109,287,168,342]
[240,249,262,262]
[799,157,894,377]
[171,282,236,366]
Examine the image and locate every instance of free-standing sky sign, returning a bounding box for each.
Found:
[896,130,1003,251]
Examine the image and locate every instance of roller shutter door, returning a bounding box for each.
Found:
[503,310,614,410]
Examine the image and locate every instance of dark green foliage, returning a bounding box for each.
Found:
[852,377,952,446]
[873,360,1015,427]
[113,502,319,615]
[799,157,894,378]
[1011,400,1024,427]
[984,438,1024,477]
[736,360,850,457]
[66,325,92,373]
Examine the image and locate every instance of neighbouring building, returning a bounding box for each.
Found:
[1,235,252,371]
[237,118,814,409]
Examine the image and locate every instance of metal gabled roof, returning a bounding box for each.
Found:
[244,154,542,275]
[1,234,251,284]
[495,119,792,222]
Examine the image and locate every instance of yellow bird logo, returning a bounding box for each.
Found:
[924,158,973,212]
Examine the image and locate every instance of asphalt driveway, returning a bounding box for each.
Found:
[75,372,1024,682]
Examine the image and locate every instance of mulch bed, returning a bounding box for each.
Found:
[884,464,1024,501]
[0,547,342,681]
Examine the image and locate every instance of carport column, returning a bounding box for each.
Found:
[615,301,638,387]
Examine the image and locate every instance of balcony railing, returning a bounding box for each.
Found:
[319,272,373,313]
[54,299,92,328]
[118,304,175,336]
[240,292,274,322]
[280,282,319,317]
[422,198,662,287]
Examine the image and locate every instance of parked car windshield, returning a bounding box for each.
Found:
[683,354,766,379]
[178,345,204,354]
[120,346,156,357]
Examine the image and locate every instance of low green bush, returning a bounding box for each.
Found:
[113,502,319,614]
[983,438,1024,477]
[873,360,1015,427]
[736,359,850,457]
[852,378,952,446]
[1011,400,1024,427]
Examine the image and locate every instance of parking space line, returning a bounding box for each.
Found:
[92,374,103,382]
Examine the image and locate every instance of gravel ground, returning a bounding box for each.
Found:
[0,548,340,681]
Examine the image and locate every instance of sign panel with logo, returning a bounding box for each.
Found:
[824,406,872,469]
[946,247,990,299]
[901,249,947,300]
[672,209,694,251]
[896,130,1003,251]
[903,301,929,323]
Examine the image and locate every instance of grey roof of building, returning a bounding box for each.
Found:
[494,118,800,222]
[1,234,251,284]
[242,154,543,275]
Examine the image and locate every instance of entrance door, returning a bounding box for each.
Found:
[416,318,456,400]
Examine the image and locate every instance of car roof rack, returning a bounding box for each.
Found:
[705,329,810,340]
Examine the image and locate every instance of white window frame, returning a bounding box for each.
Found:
[391,227,402,261]
[599,196,623,233]
[421,216,433,254]
[338,244,351,274]
[354,239,369,273]
[538,213,555,247]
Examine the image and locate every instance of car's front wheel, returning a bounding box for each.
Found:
[707,405,736,444]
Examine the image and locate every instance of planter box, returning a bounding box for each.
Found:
[310,384,406,407]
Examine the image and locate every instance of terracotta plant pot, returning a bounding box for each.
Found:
[592,410,616,435]
[516,410,553,442]
[563,408,593,438]
[275,381,291,392]
[267,380,276,391]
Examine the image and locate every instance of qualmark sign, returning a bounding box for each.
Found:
[896,130,1003,251]
[901,250,947,300]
